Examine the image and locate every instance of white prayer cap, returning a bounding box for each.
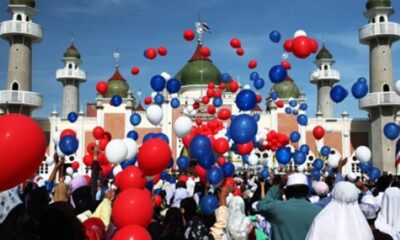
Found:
[314,181,330,196]
[332,181,359,204]
[286,173,308,187]
[360,203,377,220]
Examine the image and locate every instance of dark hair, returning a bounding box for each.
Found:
[180,197,197,222]
[176,181,187,189]
[160,208,185,240]
[284,184,309,199]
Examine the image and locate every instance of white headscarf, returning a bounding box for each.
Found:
[226,196,253,240]
[306,181,373,240]
[375,187,400,240]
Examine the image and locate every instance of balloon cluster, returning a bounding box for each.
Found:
[249,71,265,90]
[229,38,245,56]
[284,98,307,116]
[269,91,284,108]
[283,30,318,59]
[265,130,289,152]
[355,146,381,181]
[144,46,168,60]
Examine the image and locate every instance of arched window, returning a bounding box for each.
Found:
[16,14,22,21]
[324,65,328,70]
[26,16,30,22]
[372,18,376,23]
[379,16,385,23]
[12,82,19,91]
[383,84,390,92]
[68,63,73,69]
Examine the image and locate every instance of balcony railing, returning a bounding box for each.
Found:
[359,22,400,44]
[310,69,340,82]
[0,20,42,42]
[359,92,400,109]
[56,69,86,81]
[0,90,42,108]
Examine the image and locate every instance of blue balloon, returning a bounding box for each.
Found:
[358,77,367,83]
[67,112,78,123]
[166,78,181,93]
[154,189,162,195]
[290,131,301,142]
[167,158,174,169]
[359,162,371,172]
[384,122,400,140]
[253,114,260,122]
[311,169,321,181]
[242,154,249,164]
[330,85,348,103]
[213,97,223,107]
[285,107,292,114]
[260,169,270,179]
[206,167,224,186]
[313,159,325,170]
[154,93,164,105]
[299,144,310,155]
[276,147,292,165]
[351,81,368,99]
[368,167,381,181]
[177,156,190,171]
[235,89,257,111]
[320,146,331,157]
[168,175,176,184]
[150,75,166,92]
[198,153,215,169]
[221,73,232,83]
[160,172,169,180]
[111,95,122,106]
[200,195,219,215]
[254,78,265,90]
[190,135,212,159]
[270,91,279,100]
[269,30,281,43]
[297,114,308,126]
[299,103,308,111]
[289,99,297,107]
[120,157,136,169]
[130,113,141,126]
[59,136,79,155]
[154,133,169,143]
[293,150,306,165]
[269,65,287,83]
[127,130,138,140]
[292,109,299,116]
[143,132,156,143]
[250,72,259,81]
[170,98,180,108]
[230,114,258,144]
[222,162,235,177]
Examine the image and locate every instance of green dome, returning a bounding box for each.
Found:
[175,44,221,86]
[272,76,300,99]
[63,44,81,59]
[316,45,333,60]
[104,69,129,98]
[366,0,391,9]
[10,0,35,7]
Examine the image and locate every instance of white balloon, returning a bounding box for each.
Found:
[328,153,341,168]
[53,131,61,144]
[123,138,138,160]
[174,116,193,138]
[45,156,55,165]
[294,30,307,38]
[395,80,400,95]
[248,154,259,166]
[66,167,74,175]
[161,72,171,81]
[346,172,357,182]
[282,52,289,59]
[297,164,306,172]
[183,108,189,115]
[355,146,371,162]
[193,96,201,102]
[170,93,179,98]
[105,139,128,164]
[324,125,333,132]
[72,172,80,178]
[146,104,163,126]
[64,175,72,185]
[56,145,65,158]
[113,165,123,176]
[243,84,251,89]
[187,105,194,112]
[190,110,197,116]
[151,91,158,98]
[311,71,320,80]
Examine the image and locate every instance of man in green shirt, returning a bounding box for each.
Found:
[257,173,321,240]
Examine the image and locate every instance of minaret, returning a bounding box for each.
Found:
[56,43,86,117]
[0,0,42,115]
[359,0,400,172]
[310,46,340,118]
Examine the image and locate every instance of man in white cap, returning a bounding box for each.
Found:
[313,181,331,209]
[257,173,321,240]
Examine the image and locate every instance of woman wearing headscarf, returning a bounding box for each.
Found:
[225,196,254,240]
[375,187,400,240]
[306,181,374,240]
[160,207,186,240]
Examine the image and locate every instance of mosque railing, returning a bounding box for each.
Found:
[359,91,400,109]
[0,90,43,108]
[56,69,87,81]
[0,20,42,42]
[359,22,400,43]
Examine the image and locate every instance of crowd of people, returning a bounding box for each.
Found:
[0,156,399,240]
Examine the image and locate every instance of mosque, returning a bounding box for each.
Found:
[0,0,399,179]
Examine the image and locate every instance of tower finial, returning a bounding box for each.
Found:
[195,14,211,45]
[113,47,120,68]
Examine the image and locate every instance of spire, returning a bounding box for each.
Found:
[316,44,333,60]
[113,48,120,68]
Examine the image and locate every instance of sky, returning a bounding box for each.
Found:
[1,0,400,118]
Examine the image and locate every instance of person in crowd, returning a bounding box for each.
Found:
[160,207,186,240]
[171,181,189,208]
[312,181,331,208]
[225,196,254,240]
[375,187,400,240]
[360,202,393,240]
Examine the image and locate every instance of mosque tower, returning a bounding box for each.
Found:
[56,44,86,117]
[359,0,400,172]
[310,45,340,118]
[0,0,42,116]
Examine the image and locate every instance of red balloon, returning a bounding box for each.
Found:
[229,81,239,93]
[87,142,97,155]
[112,189,153,228]
[101,164,113,178]
[92,126,105,140]
[214,90,222,98]
[117,166,146,191]
[96,81,108,94]
[200,46,211,58]
[99,138,109,151]
[83,217,106,240]
[144,96,152,105]
[214,138,229,154]
[283,39,293,52]
[183,29,195,41]
[313,125,325,140]
[71,161,80,171]
[113,224,151,240]
[248,60,257,69]
[236,48,244,56]
[256,94,262,103]
[208,82,215,89]
[230,38,241,48]
[195,165,207,179]
[83,154,94,167]
[233,187,242,196]
[309,38,319,53]
[131,66,140,75]
[84,175,91,184]
[98,152,109,165]
[222,177,235,188]
[207,105,216,114]
[60,128,76,138]
[276,100,284,108]
[145,48,157,60]
[219,83,226,90]
[193,102,200,109]
[178,175,189,182]
[292,36,312,59]
[206,89,215,98]
[157,46,168,56]
[202,96,210,104]
[0,114,46,191]
[281,60,291,70]
[237,142,254,155]
[137,138,172,176]
[195,119,203,126]
[218,108,231,120]
[182,127,198,148]
[217,156,226,167]
[103,132,112,141]
[153,195,162,208]
[152,174,161,184]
